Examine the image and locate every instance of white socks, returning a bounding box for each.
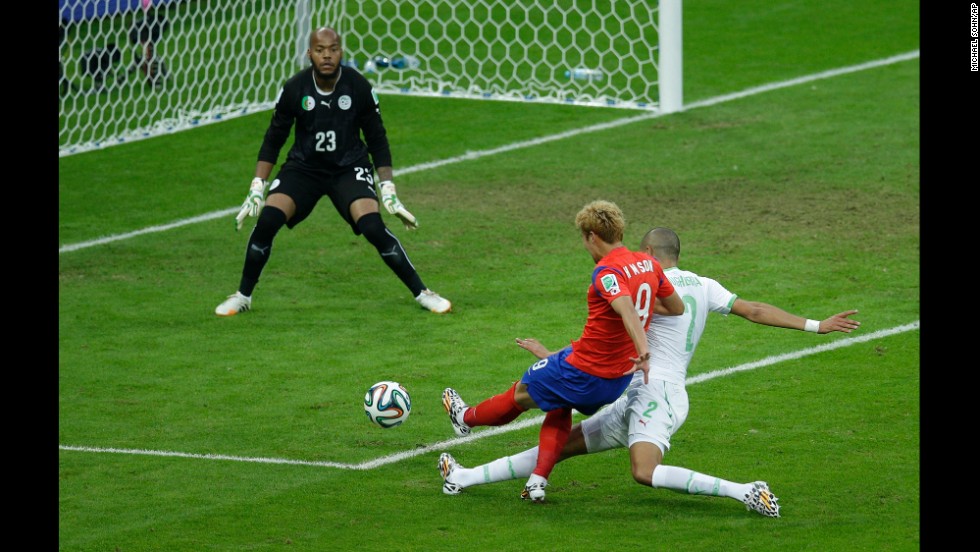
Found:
[446,448,754,504]
[651,464,752,501]
[449,447,538,488]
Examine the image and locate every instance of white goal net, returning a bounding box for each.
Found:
[59,0,682,157]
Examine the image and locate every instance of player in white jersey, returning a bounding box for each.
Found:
[437,227,861,516]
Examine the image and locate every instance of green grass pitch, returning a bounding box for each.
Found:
[59,1,920,550]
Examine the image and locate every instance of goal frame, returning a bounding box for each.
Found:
[59,0,682,157]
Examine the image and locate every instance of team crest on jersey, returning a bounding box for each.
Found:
[600,274,620,295]
[301,96,315,111]
[339,95,352,110]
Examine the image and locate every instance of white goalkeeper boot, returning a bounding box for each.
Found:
[416,289,452,313]
[215,291,251,316]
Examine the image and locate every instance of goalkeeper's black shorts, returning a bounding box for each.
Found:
[269,159,377,232]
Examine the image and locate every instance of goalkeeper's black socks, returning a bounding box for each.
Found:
[240,206,287,296]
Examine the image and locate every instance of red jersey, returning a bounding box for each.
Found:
[566,246,675,378]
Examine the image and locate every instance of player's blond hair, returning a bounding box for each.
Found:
[575,200,625,244]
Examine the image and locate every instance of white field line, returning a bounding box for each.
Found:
[58,50,919,255]
[59,320,919,468]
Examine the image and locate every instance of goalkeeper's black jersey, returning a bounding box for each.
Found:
[257,66,392,173]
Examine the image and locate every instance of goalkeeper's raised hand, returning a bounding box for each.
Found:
[235,177,268,231]
[378,180,418,230]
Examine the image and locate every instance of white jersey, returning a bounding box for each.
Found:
[648,267,737,384]
[581,266,738,455]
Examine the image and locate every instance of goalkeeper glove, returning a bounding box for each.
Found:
[378,180,418,230]
[235,177,268,231]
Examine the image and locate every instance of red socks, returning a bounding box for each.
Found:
[459,383,571,480]
[533,407,572,479]
[463,381,526,427]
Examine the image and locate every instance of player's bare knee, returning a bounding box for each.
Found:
[631,464,653,486]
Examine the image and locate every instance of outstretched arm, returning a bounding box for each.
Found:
[515,338,554,359]
[730,299,860,334]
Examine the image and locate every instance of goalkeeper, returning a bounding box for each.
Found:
[216,26,451,316]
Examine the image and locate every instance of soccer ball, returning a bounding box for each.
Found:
[364,381,411,428]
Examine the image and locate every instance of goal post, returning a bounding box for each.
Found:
[59,0,682,157]
[658,0,684,114]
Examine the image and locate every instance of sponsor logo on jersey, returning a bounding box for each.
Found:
[600,274,620,295]
[301,96,315,111]
[339,95,352,110]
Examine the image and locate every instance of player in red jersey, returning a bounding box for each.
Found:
[442,199,684,502]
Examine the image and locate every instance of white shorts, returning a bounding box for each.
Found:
[581,377,689,456]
